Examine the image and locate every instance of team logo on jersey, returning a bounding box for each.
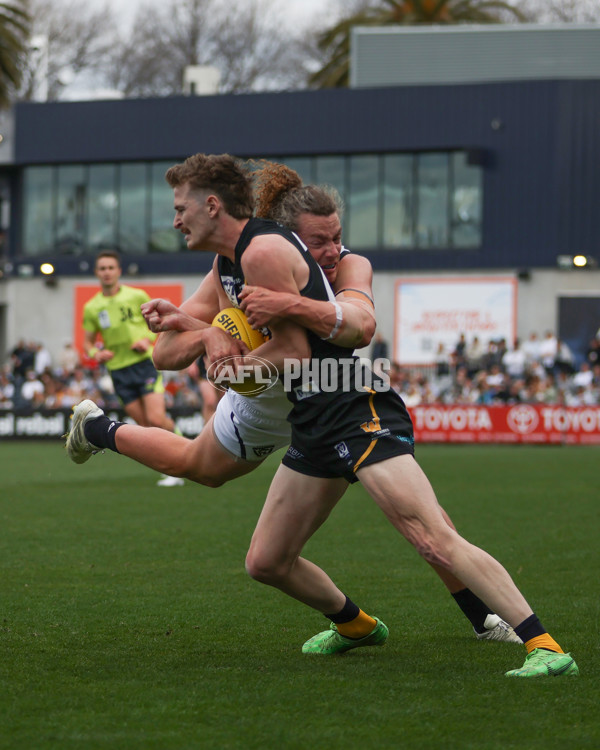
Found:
[335,441,350,459]
[220,276,242,306]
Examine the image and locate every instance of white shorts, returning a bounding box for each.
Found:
[212,384,291,462]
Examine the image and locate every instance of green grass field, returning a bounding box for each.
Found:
[0,441,597,750]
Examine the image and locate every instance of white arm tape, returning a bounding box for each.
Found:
[322,302,343,341]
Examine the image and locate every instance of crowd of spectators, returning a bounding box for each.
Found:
[2,330,600,413]
[386,331,600,408]
[1,339,205,412]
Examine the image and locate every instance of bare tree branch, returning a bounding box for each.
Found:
[21,0,118,100]
[103,0,313,97]
[521,0,600,22]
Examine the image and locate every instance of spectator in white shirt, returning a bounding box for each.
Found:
[539,331,558,373]
[502,339,527,379]
[20,370,44,406]
[572,361,594,388]
[522,332,542,365]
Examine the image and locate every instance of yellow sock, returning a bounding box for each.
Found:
[336,610,377,639]
[525,634,564,654]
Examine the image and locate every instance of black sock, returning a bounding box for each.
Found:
[324,596,360,623]
[84,415,122,453]
[515,613,546,643]
[451,588,493,633]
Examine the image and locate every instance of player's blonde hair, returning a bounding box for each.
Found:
[252,160,343,231]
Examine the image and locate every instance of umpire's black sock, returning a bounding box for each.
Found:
[84,415,122,453]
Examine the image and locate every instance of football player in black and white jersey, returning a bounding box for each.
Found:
[239,165,577,677]
[66,155,576,678]
[70,154,520,645]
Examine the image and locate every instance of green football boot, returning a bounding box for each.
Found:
[302,617,388,655]
[505,648,579,678]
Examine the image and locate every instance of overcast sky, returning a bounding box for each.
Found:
[60,0,346,98]
[100,0,342,31]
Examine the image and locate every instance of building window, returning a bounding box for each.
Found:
[279,150,481,251]
[451,151,482,248]
[382,154,414,248]
[315,156,346,208]
[87,164,118,252]
[56,164,86,254]
[20,150,482,259]
[23,166,53,255]
[150,161,185,253]
[118,163,149,254]
[416,153,449,248]
[280,157,313,185]
[347,154,379,249]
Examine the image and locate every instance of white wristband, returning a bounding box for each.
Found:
[322,302,343,340]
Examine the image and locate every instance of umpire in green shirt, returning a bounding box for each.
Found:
[82,250,184,487]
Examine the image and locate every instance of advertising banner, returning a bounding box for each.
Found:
[394,276,517,365]
[3,405,600,445]
[411,404,600,445]
[0,408,204,440]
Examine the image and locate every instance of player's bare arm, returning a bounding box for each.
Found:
[238,237,311,369]
[148,269,246,370]
[239,253,375,349]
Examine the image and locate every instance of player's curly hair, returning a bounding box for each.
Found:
[252,160,343,231]
[165,153,254,219]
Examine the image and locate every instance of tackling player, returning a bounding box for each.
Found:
[67,156,576,676]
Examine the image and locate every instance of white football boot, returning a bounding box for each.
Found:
[475,614,522,643]
[65,399,105,464]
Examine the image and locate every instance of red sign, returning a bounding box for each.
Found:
[411,404,600,445]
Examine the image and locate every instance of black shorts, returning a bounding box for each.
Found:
[110,359,162,406]
[281,387,415,484]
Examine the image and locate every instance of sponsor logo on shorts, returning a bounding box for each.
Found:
[360,416,382,434]
[396,434,415,446]
[334,441,350,459]
[285,446,304,460]
[363,427,391,439]
[252,445,275,457]
[293,382,321,401]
